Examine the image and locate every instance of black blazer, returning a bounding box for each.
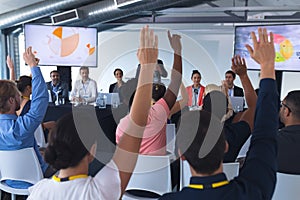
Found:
[109,82,117,93]
[233,85,244,97]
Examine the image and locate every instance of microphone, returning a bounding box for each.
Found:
[193,88,198,106]
[194,88,198,95]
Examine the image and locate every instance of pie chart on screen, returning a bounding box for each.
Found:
[48,27,79,57]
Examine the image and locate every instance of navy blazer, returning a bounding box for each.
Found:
[46,81,69,102]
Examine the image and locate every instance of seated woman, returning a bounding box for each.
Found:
[186,70,205,107]
[109,68,125,93]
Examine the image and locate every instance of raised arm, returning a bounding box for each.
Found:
[231,55,257,130]
[113,26,158,194]
[18,47,48,136]
[169,82,188,117]
[241,28,278,199]
[163,31,182,109]
[6,55,16,81]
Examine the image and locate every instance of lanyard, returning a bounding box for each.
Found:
[82,80,89,95]
[52,174,88,182]
[189,180,229,189]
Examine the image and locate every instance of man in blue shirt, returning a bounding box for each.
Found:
[160,28,278,200]
[0,47,49,189]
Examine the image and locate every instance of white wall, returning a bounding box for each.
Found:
[81,24,261,93]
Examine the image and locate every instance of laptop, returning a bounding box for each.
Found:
[229,96,244,112]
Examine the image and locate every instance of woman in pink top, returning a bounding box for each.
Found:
[116,30,183,156]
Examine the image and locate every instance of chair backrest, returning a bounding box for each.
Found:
[0,147,43,184]
[180,160,239,190]
[272,172,300,200]
[125,155,172,196]
[166,123,176,155]
[34,124,47,148]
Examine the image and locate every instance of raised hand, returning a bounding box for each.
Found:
[231,55,247,77]
[137,26,158,66]
[6,55,14,70]
[245,28,275,79]
[167,30,182,55]
[221,80,229,97]
[23,47,39,68]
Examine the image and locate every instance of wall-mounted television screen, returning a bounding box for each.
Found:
[234,24,300,72]
[24,24,97,67]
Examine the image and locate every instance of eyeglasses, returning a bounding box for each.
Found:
[281,101,292,112]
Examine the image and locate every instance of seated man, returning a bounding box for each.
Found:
[0,47,50,189]
[278,90,300,174]
[70,66,98,103]
[160,28,278,199]
[46,70,69,103]
[225,70,244,97]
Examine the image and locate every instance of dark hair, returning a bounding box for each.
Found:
[285,90,300,119]
[177,110,226,174]
[152,83,166,102]
[202,91,228,120]
[16,76,32,93]
[225,70,236,79]
[44,112,98,170]
[50,70,60,76]
[114,68,123,76]
[80,66,89,73]
[191,70,201,79]
[157,59,164,65]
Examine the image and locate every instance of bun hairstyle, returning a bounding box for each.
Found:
[191,70,201,79]
[152,83,166,102]
[16,76,32,93]
[44,111,98,170]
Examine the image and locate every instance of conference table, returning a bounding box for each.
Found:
[44,103,129,144]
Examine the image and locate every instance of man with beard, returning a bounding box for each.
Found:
[278,90,300,174]
[0,47,49,189]
[46,70,69,103]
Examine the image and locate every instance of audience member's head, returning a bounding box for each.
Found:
[44,112,97,170]
[225,70,236,88]
[191,70,201,87]
[114,68,123,81]
[280,90,300,125]
[202,91,228,121]
[177,110,226,174]
[152,83,166,102]
[50,70,61,86]
[80,66,90,81]
[0,80,20,113]
[16,75,32,95]
[204,84,221,96]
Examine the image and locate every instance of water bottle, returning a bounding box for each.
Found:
[99,94,106,109]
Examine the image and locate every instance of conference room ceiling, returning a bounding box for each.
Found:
[1,0,300,31]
